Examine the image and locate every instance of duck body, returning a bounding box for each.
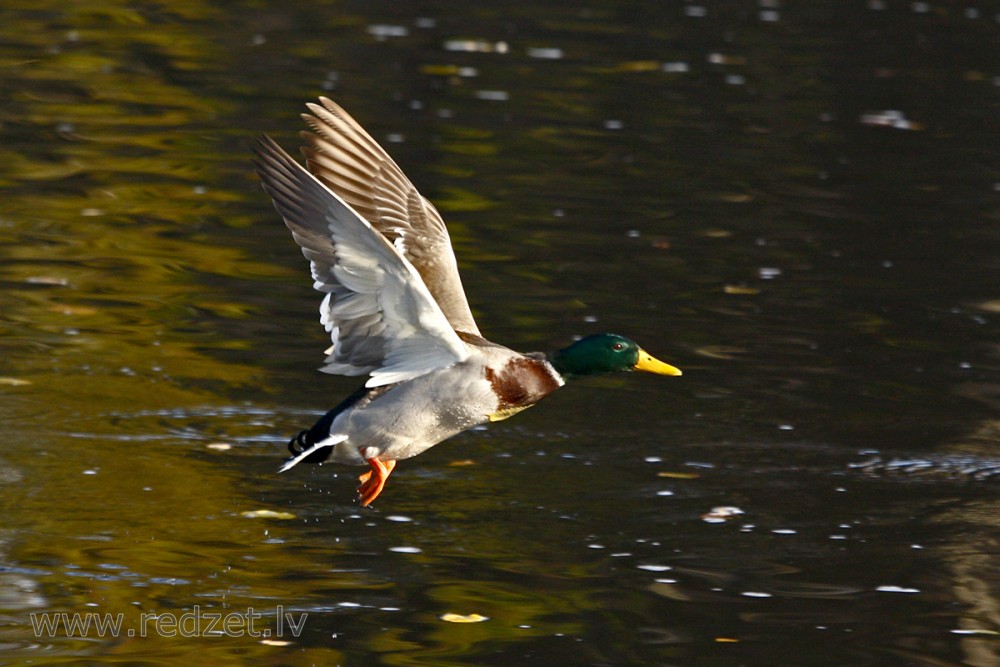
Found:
[287,343,563,469]
[255,97,681,506]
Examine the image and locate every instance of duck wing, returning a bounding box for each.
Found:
[254,135,471,388]
[297,97,482,338]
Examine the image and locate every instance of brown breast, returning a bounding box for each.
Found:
[485,356,563,414]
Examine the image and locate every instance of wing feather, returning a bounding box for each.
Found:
[298,98,482,337]
[254,135,470,387]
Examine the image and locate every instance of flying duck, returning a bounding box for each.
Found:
[254,97,681,506]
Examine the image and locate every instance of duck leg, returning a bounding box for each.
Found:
[357,458,396,507]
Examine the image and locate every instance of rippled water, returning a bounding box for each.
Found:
[2,1,999,665]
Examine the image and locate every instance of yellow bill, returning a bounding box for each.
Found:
[634,349,682,376]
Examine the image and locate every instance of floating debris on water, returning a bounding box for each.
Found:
[876,585,920,594]
[241,509,296,520]
[972,299,1000,313]
[206,442,232,451]
[724,285,760,295]
[702,506,745,522]
[859,110,923,130]
[637,564,672,572]
[662,62,690,73]
[527,47,563,60]
[616,60,660,72]
[475,90,510,101]
[441,613,489,623]
[367,24,409,40]
[420,64,478,78]
[25,276,70,286]
[741,591,773,598]
[444,39,508,53]
[708,52,747,66]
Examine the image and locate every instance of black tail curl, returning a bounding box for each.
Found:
[285,408,339,465]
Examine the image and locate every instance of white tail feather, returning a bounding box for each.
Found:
[278,434,348,473]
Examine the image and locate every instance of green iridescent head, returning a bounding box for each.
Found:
[550,333,682,379]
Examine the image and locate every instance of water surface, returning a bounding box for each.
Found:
[1,1,999,665]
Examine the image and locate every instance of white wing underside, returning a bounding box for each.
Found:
[255,135,470,387]
[299,97,481,338]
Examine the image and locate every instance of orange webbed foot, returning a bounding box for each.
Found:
[357,458,396,507]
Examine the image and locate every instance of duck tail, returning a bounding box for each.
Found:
[280,385,385,472]
[279,433,348,473]
[280,407,344,471]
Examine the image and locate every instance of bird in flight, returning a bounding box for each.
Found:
[254,98,681,506]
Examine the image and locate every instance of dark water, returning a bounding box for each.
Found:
[2,1,999,665]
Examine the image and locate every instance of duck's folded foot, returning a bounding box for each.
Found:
[357,458,396,507]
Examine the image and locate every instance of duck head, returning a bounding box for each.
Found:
[550,333,682,380]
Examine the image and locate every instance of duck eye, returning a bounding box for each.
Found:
[611,342,625,351]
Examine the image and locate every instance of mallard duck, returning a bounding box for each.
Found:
[254,97,681,507]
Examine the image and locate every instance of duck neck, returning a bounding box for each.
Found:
[548,346,594,381]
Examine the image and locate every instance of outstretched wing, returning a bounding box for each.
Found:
[254,135,470,388]
[298,97,482,337]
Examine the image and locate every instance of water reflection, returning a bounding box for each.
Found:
[1,0,999,664]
